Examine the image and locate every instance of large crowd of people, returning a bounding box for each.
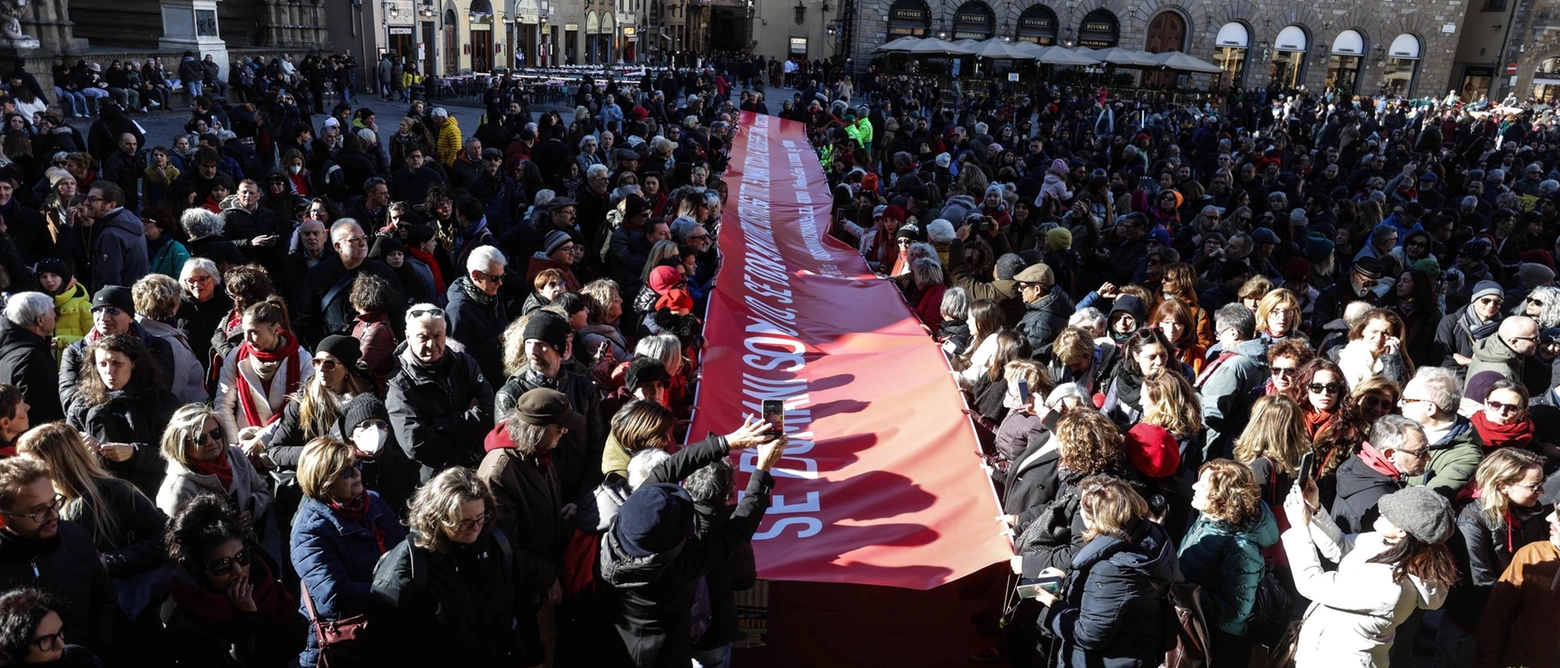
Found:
[0,42,1556,668]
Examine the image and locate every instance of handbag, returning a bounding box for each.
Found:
[300,581,370,667]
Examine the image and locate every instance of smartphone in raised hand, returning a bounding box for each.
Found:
[761,399,785,436]
[1298,451,1316,483]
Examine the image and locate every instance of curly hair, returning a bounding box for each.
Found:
[407,467,494,553]
[1287,357,1367,477]
[1266,337,1315,367]
[223,264,275,312]
[1142,370,1202,440]
[165,493,243,573]
[75,333,165,406]
[0,588,60,665]
[1196,459,1262,527]
[1054,410,1124,476]
[349,272,403,315]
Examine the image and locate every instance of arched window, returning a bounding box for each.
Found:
[1078,9,1118,48]
[952,1,995,40]
[1016,4,1057,45]
[1325,30,1365,94]
[1270,25,1308,88]
[887,0,931,37]
[1213,22,1249,88]
[1382,34,1421,97]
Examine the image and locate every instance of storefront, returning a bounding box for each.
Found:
[1382,33,1421,98]
[1534,58,1560,100]
[469,0,494,72]
[952,1,994,41]
[619,25,635,63]
[1213,22,1248,88]
[887,0,931,38]
[1325,29,1364,94]
[385,0,416,66]
[1015,5,1057,45]
[1270,25,1307,88]
[512,0,541,68]
[1077,9,1119,48]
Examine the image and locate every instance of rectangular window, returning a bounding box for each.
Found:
[1483,0,1505,11]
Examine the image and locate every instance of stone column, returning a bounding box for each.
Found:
[161,0,230,81]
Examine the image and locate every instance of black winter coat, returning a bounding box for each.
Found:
[0,521,117,655]
[368,530,528,668]
[1444,500,1552,630]
[1002,435,1061,528]
[495,368,606,501]
[445,277,508,385]
[296,255,402,345]
[0,320,63,424]
[66,388,180,499]
[1016,289,1074,361]
[61,475,168,580]
[1042,519,1176,668]
[1329,455,1404,535]
[386,346,495,481]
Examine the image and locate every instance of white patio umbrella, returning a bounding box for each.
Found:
[1034,46,1102,66]
[905,38,975,56]
[1150,50,1224,73]
[875,36,922,53]
[1089,47,1160,67]
[969,38,1035,60]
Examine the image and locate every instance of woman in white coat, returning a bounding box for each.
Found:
[956,300,1003,388]
[215,297,313,450]
[1281,454,1457,668]
[156,403,272,529]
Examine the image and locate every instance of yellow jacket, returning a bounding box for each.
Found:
[436,117,463,166]
[51,281,91,362]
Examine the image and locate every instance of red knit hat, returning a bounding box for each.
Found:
[1124,423,1180,479]
[882,204,906,222]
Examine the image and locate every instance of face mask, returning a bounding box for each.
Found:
[288,165,302,175]
[353,424,388,456]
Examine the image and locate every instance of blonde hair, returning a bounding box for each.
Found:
[15,423,125,543]
[640,240,681,284]
[292,367,371,442]
[610,400,675,453]
[297,437,356,502]
[160,403,223,467]
[1350,375,1401,406]
[1255,288,1300,334]
[580,279,622,324]
[1054,410,1123,476]
[1233,394,1310,475]
[1002,360,1053,400]
[1052,327,1095,365]
[407,467,493,553]
[131,273,182,320]
[1078,475,1149,542]
[1196,459,1261,526]
[501,312,533,378]
[1142,371,1203,440]
[635,334,684,376]
[1476,448,1545,525]
[1238,275,1275,304]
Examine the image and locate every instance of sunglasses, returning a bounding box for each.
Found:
[206,547,251,576]
[1529,297,1547,308]
[1359,395,1395,410]
[1271,366,1297,378]
[409,306,445,319]
[337,460,363,480]
[1487,400,1524,415]
[1308,382,1344,395]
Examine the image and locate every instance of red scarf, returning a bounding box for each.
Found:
[1357,441,1401,478]
[330,490,387,554]
[190,454,234,490]
[1302,406,1336,439]
[1472,411,1536,450]
[406,246,445,293]
[233,330,302,429]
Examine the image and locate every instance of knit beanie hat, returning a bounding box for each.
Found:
[315,334,363,370]
[339,394,390,435]
[522,311,572,354]
[1471,280,1505,302]
[1377,486,1454,543]
[614,483,695,558]
[995,254,1027,281]
[1046,227,1073,251]
[1303,234,1335,264]
[1464,370,1507,403]
[35,257,70,286]
[1519,262,1556,289]
[544,229,574,256]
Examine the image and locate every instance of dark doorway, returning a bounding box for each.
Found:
[710,6,747,51]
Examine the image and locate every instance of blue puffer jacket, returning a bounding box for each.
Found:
[1177,503,1280,637]
[291,492,409,667]
[1043,518,1177,668]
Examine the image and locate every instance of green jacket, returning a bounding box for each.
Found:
[846,117,873,153]
[1465,334,1523,385]
[1177,504,1279,638]
[1407,416,1484,500]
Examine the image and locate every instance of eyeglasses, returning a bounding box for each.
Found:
[205,547,251,576]
[1487,400,1525,415]
[409,306,445,319]
[337,460,363,480]
[92,306,122,318]
[1359,395,1395,410]
[477,269,506,283]
[1515,479,1546,492]
[1400,397,1434,408]
[447,513,491,533]
[313,358,340,371]
[1479,297,1504,306]
[1397,447,1429,458]
[0,493,64,524]
[1308,382,1344,395]
[29,630,63,653]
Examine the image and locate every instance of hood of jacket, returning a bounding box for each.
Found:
[1028,287,1075,317]
[599,526,683,589]
[97,208,146,238]
[1207,503,1281,549]
[1230,337,1269,360]
[1072,518,1177,585]
[1427,415,1476,450]
[1333,453,1400,506]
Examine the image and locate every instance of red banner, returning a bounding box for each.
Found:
[688,112,1011,590]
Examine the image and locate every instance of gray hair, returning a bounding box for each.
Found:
[4,292,53,328]
[1372,223,1399,243]
[683,459,733,505]
[179,257,220,285]
[404,302,446,331]
[431,107,449,118]
[1045,382,1091,409]
[586,164,610,180]
[1408,366,1461,416]
[941,287,970,320]
[1369,414,1426,455]
[911,257,943,289]
[1214,303,1256,339]
[635,334,683,375]
[1529,286,1560,328]
[330,218,363,240]
[465,245,507,273]
[670,218,703,243]
[181,208,224,239]
[627,448,670,490]
[1068,307,1106,331]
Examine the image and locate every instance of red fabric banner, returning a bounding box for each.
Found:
[688,111,1011,590]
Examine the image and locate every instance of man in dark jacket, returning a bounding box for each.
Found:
[0,457,116,655]
[1315,255,1384,329]
[222,179,283,274]
[296,220,402,344]
[1014,263,1073,362]
[447,138,485,191]
[101,132,143,212]
[83,181,149,292]
[494,311,606,500]
[599,424,785,668]
[386,307,495,481]
[0,177,49,264]
[446,245,509,385]
[388,145,446,206]
[1331,414,1430,534]
[530,125,573,192]
[0,293,62,424]
[470,148,522,233]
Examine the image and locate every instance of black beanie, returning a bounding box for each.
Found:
[35,257,71,290]
[339,394,389,435]
[613,483,695,558]
[315,334,362,369]
[522,311,572,354]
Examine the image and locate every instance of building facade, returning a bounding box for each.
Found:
[846,0,1483,99]
[1504,0,1560,101]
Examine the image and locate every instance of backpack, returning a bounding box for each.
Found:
[1244,560,1294,649]
[1162,582,1212,668]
